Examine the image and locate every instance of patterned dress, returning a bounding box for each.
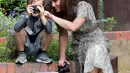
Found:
[71,1,113,73]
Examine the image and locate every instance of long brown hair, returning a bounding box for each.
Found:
[52,0,89,21]
[59,0,76,21]
[46,0,79,21]
[44,0,90,21]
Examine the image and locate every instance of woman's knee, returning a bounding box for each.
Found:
[88,67,100,73]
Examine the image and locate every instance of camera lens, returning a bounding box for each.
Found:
[32,5,40,13]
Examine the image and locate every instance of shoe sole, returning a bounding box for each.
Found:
[36,59,52,63]
[15,59,27,64]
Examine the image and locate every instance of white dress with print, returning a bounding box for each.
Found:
[71,1,113,73]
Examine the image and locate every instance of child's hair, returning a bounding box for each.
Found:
[27,0,34,5]
[27,0,44,5]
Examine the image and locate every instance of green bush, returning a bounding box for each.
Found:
[0,42,16,62]
[47,38,73,61]
[0,11,16,37]
[98,17,116,32]
[0,0,26,11]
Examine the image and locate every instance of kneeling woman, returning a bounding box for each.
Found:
[44,0,113,73]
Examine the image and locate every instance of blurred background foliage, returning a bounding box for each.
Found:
[0,0,116,62]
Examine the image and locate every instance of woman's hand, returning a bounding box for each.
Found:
[44,11,53,19]
[58,59,70,67]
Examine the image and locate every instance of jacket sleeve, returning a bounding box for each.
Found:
[44,19,53,34]
[14,14,28,32]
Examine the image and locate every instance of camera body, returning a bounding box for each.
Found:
[32,5,40,13]
[58,62,70,73]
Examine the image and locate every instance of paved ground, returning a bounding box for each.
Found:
[0,61,75,73]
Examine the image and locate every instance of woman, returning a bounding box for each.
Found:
[44,0,113,73]
[14,0,53,64]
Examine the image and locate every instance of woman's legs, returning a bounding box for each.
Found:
[14,28,26,51]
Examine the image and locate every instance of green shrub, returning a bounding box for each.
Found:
[98,17,116,32]
[0,41,15,62]
[0,0,26,11]
[0,11,16,37]
[47,38,73,61]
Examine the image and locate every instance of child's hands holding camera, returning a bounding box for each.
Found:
[26,5,34,15]
[37,5,45,16]
[26,4,45,17]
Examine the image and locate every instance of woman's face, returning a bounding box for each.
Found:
[52,0,61,12]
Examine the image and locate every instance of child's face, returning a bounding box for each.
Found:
[31,0,44,16]
[31,0,43,6]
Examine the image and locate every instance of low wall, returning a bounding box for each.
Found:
[104,31,130,73]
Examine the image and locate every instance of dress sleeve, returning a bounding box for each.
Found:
[76,1,96,21]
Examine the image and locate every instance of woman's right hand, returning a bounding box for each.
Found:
[44,11,53,19]
[58,59,70,67]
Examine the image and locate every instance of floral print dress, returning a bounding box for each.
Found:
[71,1,113,73]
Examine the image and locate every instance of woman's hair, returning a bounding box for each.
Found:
[58,0,76,21]
[48,0,89,21]
[44,0,79,21]
[44,0,91,21]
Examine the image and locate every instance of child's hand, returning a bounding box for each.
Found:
[37,5,44,16]
[26,5,34,15]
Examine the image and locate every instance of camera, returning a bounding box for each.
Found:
[31,5,40,13]
[58,62,70,73]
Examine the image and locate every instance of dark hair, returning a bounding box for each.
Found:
[44,0,53,11]
[46,0,78,21]
[59,0,76,21]
[44,0,90,21]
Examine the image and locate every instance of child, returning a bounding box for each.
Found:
[14,0,53,64]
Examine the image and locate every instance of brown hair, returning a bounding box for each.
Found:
[49,0,78,21]
[27,0,44,5]
[44,0,90,21]
[51,0,88,21]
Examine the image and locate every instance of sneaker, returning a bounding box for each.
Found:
[36,52,52,63]
[15,52,27,64]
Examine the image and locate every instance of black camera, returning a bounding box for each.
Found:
[58,62,70,73]
[32,5,40,13]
